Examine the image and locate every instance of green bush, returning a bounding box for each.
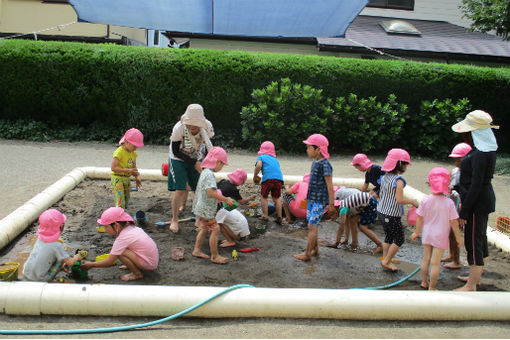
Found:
[328,93,407,153]
[404,98,472,157]
[240,78,332,152]
[1,40,509,153]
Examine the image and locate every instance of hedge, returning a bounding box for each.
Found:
[0,39,509,152]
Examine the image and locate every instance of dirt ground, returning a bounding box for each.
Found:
[3,179,510,292]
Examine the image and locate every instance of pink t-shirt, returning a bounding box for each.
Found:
[289,181,308,219]
[110,225,159,270]
[416,194,459,249]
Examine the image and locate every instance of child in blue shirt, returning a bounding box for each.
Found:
[293,134,335,262]
[253,141,284,224]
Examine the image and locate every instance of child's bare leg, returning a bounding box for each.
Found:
[179,186,190,212]
[192,228,210,259]
[209,227,228,264]
[282,199,294,223]
[381,243,399,271]
[429,247,444,290]
[420,245,432,289]
[359,224,383,251]
[219,224,237,248]
[328,216,346,248]
[274,197,283,223]
[444,231,461,269]
[170,190,187,233]
[349,216,359,248]
[118,249,144,281]
[293,225,317,261]
[260,196,269,220]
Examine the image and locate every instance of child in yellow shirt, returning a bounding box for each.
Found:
[111,128,144,208]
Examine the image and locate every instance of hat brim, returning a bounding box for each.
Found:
[451,119,476,133]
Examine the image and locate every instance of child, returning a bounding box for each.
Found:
[22,209,83,282]
[111,128,144,208]
[377,148,420,271]
[253,141,284,224]
[328,186,360,248]
[333,191,383,253]
[411,167,463,290]
[81,207,159,281]
[282,173,310,223]
[191,147,234,264]
[293,134,336,262]
[442,142,472,270]
[217,168,256,206]
[351,153,385,196]
[217,204,251,248]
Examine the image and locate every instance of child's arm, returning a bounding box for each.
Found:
[238,194,256,205]
[450,219,463,248]
[61,253,83,267]
[395,179,419,207]
[111,157,138,176]
[411,216,423,241]
[253,161,262,184]
[325,175,336,218]
[360,182,369,192]
[133,159,142,188]
[207,187,234,206]
[80,254,118,270]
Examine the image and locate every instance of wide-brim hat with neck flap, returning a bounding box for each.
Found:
[181,104,208,130]
[451,110,499,133]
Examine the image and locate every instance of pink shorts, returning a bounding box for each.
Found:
[197,216,220,231]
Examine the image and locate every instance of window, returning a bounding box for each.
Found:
[367,0,414,10]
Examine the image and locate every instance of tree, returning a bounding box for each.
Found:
[460,0,510,40]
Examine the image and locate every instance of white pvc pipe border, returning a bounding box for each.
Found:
[1,282,510,320]
[0,167,509,320]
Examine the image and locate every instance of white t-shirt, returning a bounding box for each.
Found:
[215,208,250,238]
[22,239,69,281]
[168,120,214,161]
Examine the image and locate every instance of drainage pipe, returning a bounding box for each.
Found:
[0,282,509,320]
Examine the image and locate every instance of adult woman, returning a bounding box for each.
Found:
[451,110,499,291]
[168,104,214,233]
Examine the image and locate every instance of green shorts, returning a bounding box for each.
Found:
[167,158,200,191]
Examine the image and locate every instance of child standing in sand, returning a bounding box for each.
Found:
[253,141,284,224]
[293,134,335,262]
[411,167,463,290]
[377,148,419,271]
[111,128,144,208]
[192,147,234,264]
[441,142,472,270]
[22,209,84,282]
[81,207,159,281]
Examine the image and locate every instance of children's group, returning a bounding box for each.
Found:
[21,105,499,291]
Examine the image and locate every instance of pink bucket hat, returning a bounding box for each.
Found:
[427,167,451,195]
[258,141,277,158]
[119,128,144,148]
[227,168,247,186]
[303,134,330,159]
[449,142,472,158]
[38,209,66,243]
[97,207,134,225]
[381,148,412,172]
[201,146,229,169]
[351,153,373,171]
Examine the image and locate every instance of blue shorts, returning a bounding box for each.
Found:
[306,201,327,226]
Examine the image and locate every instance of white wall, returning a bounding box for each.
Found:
[360,0,472,28]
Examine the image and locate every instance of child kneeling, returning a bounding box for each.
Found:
[81,207,159,281]
[22,209,83,282]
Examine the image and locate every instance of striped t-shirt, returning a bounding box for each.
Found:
[377,174,406,217]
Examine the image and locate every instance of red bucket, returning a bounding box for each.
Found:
[161,162,169,176]
[407,206,418,226]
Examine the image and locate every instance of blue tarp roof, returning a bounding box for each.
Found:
[68,0,368,38]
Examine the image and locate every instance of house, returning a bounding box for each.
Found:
[1,0,508,66]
